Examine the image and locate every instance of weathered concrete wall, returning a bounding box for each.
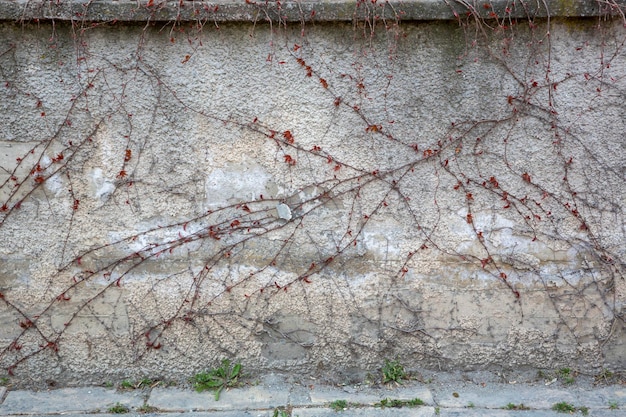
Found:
[0,2,624,386]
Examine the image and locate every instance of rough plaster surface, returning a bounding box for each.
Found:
[0,15,624,386]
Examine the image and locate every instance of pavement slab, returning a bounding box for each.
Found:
[148,385,290,411]
[439,410,626,417]
[574,386,626,408]
[291,406,436,417]
[307,382,433,407]
[0,414,274,417]
[433,384,578,409]
[0,387,143,415]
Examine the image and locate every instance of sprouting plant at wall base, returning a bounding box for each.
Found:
[382,359,407,384]
[192,360,242,401]
[557,368,576,385]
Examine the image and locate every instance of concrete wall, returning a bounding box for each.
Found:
[0,1,624,386]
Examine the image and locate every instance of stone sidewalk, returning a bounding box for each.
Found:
[0,374,625,417]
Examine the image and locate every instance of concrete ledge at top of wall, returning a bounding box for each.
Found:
[0,0,624,23]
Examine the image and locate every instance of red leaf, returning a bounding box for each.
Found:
[283,130,294,144]
[283,155,296,165]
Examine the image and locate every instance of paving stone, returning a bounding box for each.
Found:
[574,386,626,408]
[148,386,290,411]
[433,385,576,409]
[441,409,626,417]
[0,413,274,417]
[439,409,563,417]
[288,383,312,406]
[291,406,436,417]
[0,388,143,415]
[308,382,433,407]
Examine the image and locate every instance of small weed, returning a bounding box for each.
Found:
[138,378,154,388]
[103,381,114,388]
[596,369,618,384]
[192,359,243,401]
[435,406,440,415]
[557,368,576,385]
[376,398,401,408]
[137,404,158,413]
[598,369,614,379]
[609,400,619,410]
[120,378,155,389]
[467,402,475,408]
[382,359,407,384]
[552,402,576,413]
[120,380,134,389]
[329,400,347,411]
[108,403,129,414]
[0,377,9,386]
[579,406,589,416]
[504,403,530,410]
[562,376,576,385]
[273,408,290,417]
[375,398,424,408]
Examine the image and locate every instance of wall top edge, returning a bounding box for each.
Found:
[0,0,624,23]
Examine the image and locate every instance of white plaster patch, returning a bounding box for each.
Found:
[44,172,64,195]
[205,164,271,209]
[362,220,403,260]
[108,219,206,258]
[91,168,115,202]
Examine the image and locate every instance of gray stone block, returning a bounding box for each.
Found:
[0,388,143,415]
[148,386,290,411]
